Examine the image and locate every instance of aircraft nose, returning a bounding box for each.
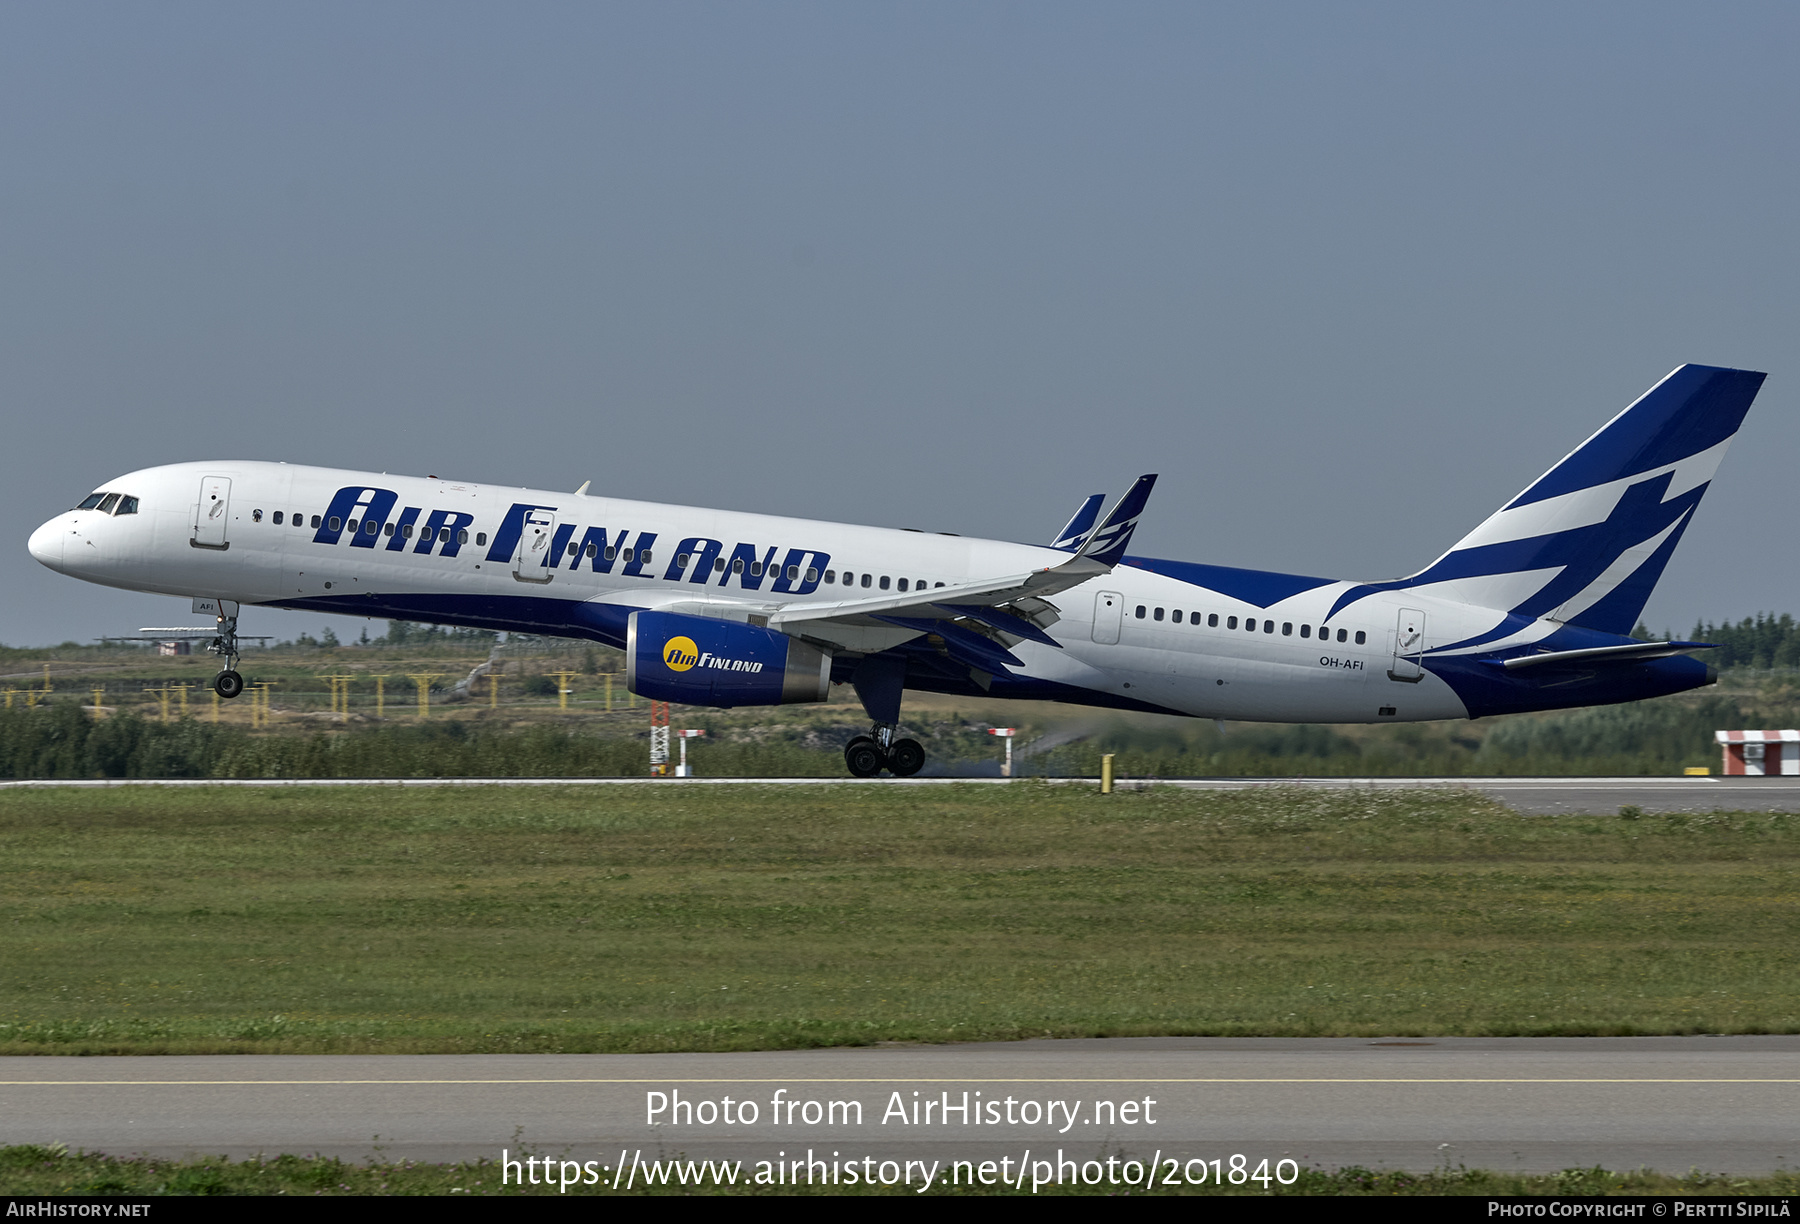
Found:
[27,516,66,571]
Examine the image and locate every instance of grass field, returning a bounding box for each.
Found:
[2,783,1798,1054]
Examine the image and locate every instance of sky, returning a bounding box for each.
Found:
[2,2,1795,646]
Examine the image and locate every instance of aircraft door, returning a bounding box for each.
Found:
[512,511,557,583]
[1388,607,1425,682]
[1092,591,1123,645]
[192,476,232,550]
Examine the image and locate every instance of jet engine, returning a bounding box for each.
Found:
[626,610,831,707]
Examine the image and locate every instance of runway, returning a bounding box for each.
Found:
[6,1036,1799,1175]
[3,775,1799,816]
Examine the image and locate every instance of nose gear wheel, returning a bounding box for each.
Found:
[208,610,245,699]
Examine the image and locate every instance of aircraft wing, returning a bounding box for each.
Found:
[767,475,1156,664]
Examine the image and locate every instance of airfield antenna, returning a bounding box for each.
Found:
[407,674,443,720]
[550,670,580,713]
[649,701,671,775]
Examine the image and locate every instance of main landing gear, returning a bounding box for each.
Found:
[844,724,926,778]
[843,652,926,777]
[208,602,244,699]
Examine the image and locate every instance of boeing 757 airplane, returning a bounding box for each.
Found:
[28,364,1765,776]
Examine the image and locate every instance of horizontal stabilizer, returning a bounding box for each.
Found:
[1500,640,1715,671]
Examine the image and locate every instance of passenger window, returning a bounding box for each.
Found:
[251,508,262,522]
[1171,610,1183,624]
[1354,630,1366,645]
[788,565,800,581]
[384,523,395,536]
[1135,605,1146,619]
[622,547,634,562]
[1227,616,1238,629]
[730,556,741,572]
[805,567,818,584]
[369,521,381,535]
[879,576,890,590]
[1263,620,1274,633]
[402,524,414,538]
[272,511,284,525]
[1153,607,1164,622]
[458,529,468,545]
[750,561,762,576]
[329,516,342,532]
[77,493,106,510]
[1300,624,1311,638]
[586,543,597,558]
[311,515,322,528]
[476,532,487,546]
[824,570,835,583]
[1282,622,1292,636]
[1247,618,1258,632]
[861,574,872,588]
[639,550,651,565]
[714,556,725,571]
[1208,614,1218,627]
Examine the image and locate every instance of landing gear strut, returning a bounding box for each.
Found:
[844,652,926,777]
[208,603,244,699]
[843,724,926,778]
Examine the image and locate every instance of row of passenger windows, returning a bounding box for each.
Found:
[76,492,139,516]
[1134,604,1367,645]
[250,509,487,547]
[826,571,944,592]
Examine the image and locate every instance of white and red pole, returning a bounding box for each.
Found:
[676,728,706,777]
[986,727,1017,778]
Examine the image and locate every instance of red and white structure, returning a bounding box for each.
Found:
[1715,729,1800,776]
[675,727,706,778]
[987,727,1017,778]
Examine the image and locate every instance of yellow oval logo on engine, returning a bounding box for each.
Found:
[662,636,700,672]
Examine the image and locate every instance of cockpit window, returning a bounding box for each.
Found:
[114,496,139,516]
[78,493,107,510]
[96,493,120,514]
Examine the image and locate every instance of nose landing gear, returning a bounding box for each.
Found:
[208,602,244,699]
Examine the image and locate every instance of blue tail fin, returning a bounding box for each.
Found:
[1330,364,1765,635]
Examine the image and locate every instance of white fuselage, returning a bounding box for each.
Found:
[29,459,1530,723]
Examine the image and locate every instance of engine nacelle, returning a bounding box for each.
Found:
[626,610,831,708]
